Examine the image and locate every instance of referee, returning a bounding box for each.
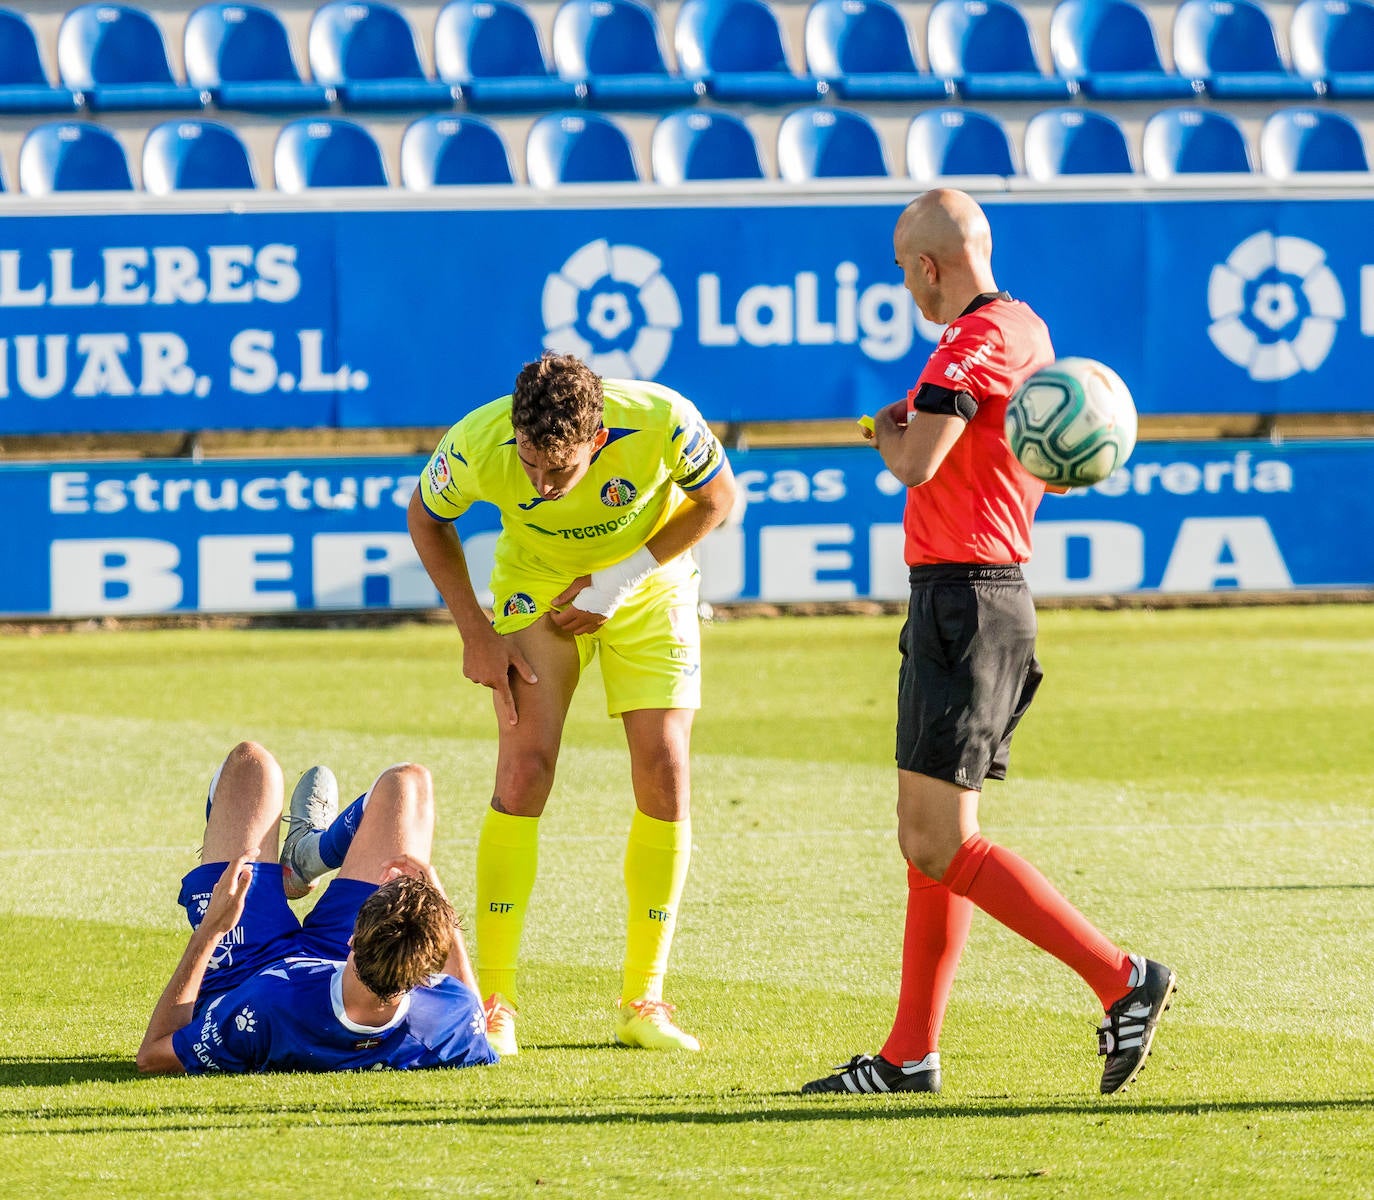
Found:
[803,189,1176,1098]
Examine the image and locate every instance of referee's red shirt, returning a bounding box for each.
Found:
[902,297,1055,567]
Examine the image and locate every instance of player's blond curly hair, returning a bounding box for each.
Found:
[510,352,604,459]
[351,876,456,1002]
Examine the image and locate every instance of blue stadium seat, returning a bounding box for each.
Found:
[142,118,257,191]
[1141,106,1252,177]
[274,117,389,188]
[927,0,1076,100]
[551,0,701,108]
[651,108,764,181]
[1049,0,1199,99]
[777,105,887,179]
[1290,0,1374,98]
[309,0,456,110]
[526,110,638,185]
[804,0,950,100]
[434,0,582,110]
[0,9,80,113]
[57,4,205,111]
[400,113,514,186]
[675,0,826,103]
[184,3,332,112]
[18,121,134,192]
[1023,107,1132,177]
[906,107,1014,179]
[1260,106,1369,175]
[1173,0,1320,99]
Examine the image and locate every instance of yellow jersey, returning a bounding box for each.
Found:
[417,378,726,577]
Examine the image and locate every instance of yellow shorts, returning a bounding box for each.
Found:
[490,547,702,717]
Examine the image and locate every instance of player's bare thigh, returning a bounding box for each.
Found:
[491,615,583,817]
[336,762,437,883]
[201,740,284,864]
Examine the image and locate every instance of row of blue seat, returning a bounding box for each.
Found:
[4,0,1373,118]
[6,105,1369,195]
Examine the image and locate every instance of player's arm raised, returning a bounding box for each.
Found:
[407,489,537,726]
[136,854,254,1075]
[550,459,737,635]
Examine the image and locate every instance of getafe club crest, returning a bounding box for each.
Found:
[600,478,637,507]
[503,593,537,616]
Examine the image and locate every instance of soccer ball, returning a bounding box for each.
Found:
[1005,357,1138,488]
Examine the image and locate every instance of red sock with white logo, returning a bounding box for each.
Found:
[880,863,973,1066]
[943,834,1133,1009]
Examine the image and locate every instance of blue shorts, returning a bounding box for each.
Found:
[179,862,377,1018]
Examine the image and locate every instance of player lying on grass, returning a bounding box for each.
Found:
[137,742,496,1075]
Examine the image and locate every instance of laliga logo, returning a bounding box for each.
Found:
[542,240,681,377]
[1207,232,1344,381]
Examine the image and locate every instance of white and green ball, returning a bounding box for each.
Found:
[1005,357,1138,488]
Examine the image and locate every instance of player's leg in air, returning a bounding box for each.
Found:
[294,760,481,998]
[474,613,583,1057]
[182,742,304,1011]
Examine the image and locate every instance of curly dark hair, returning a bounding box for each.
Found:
[351,875,456,1003]
[510,352,604,459]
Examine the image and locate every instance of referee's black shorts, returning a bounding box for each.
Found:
[896,563,1043,791]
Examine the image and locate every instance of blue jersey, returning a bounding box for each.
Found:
[172,956,497,1074]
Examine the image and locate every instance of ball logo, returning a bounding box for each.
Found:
[503,593,537,616]
[600,478,637,507]
[1207,232,1344,381]
[542,240,681,378]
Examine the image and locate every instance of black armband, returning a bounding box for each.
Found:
[911,382,978,421]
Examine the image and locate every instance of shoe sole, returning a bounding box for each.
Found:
[1104,972,1178,1095]
[800,1073,941,1096]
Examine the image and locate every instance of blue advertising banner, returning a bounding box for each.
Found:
[1,439,1368,617]
[0,195,1372,434]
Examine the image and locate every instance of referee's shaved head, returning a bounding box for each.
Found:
[894,189,998,324]
[895,189,993,271]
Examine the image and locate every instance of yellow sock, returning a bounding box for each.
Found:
[621,810,691,1005]
[476,807,540,1008]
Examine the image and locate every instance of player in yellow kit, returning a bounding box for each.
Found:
[407,352,737,1055]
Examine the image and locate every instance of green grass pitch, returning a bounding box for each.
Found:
[1,606,1371,1198]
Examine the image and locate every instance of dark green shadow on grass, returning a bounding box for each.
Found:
[0,1057,136,1087]
[8,1091,1374,1137]
[1181,883,1374,893]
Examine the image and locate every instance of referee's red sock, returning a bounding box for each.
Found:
[942,834,1133,1010]
[880,863,973,1066]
